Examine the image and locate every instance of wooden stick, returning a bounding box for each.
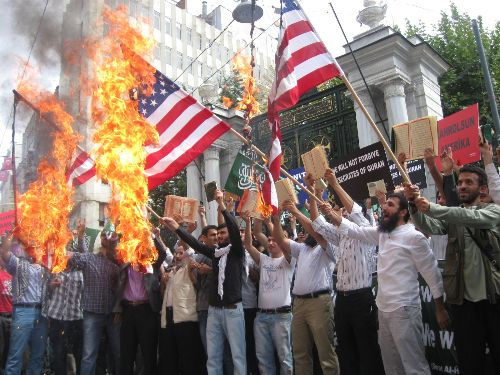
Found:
[341,77,411,183]
[228,128,324,204]
[145,204,162,220]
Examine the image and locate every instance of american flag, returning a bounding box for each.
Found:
[141,70,230,190]
[263,0,343,212]
[66,149,96,187]
[67,69,231,190]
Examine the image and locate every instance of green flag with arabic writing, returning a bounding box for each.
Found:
[224,153,265,197]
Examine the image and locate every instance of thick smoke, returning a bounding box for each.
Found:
[6,0,66,67]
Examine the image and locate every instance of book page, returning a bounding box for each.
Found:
[393,122,410,158]
[275,178,298,206]
[181,198,199,223]
[409,116,438,159]
[367,179,387,197]
[164,195,181,217]
[301,146,329,180]
[236,190,263,220]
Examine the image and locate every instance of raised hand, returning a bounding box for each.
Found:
[186,220,198,233]
[415,196,431,213]
[159,217,180,231]
[480,142,493,165]
[324,168,339,187]
[282,200,298,215]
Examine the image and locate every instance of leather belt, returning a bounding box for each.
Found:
[14,303,41,309]
[212,304,238,309]
[337,287,372,297]
[293,289,331,299]
[258,306,291,314]
[123,300,149,307]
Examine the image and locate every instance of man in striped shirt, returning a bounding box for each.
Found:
[310,171,385,375]
[43,221,87,375]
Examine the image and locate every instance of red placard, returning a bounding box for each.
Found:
[0,210,15,236]
[436,104,480,168]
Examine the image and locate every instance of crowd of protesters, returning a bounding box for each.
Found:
[0,141,499,375]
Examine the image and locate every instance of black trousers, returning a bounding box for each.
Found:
[120,303,159,375]
[244,308,260,375]
[48,318,83,375]
[159,308,207,375]
[451,299,500,375]
[334,289,385,375]
[0,314,11,375]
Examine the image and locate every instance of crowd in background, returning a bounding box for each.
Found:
[0,141,499,375]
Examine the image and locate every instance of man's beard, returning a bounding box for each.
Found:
[460,190,480,205]
[378,212,400,233]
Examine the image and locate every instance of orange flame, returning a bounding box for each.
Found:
[15,79,80,273]
[222,96,233,109]
[231,52,260,119]
[87,6,158,267]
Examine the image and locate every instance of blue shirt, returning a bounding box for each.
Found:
[6,254,46,305]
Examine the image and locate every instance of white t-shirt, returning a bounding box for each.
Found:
[258,253,296,309]
[290,241,335,296]
[242,252,258,308]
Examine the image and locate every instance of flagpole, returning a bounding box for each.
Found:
[11,96,19,225]
[296,1,411,184]
[13,90,88,155]
[228,127,324,204]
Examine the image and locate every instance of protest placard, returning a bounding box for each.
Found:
[437,104,480,168]
[330,142,394,201]
[388,159,427,189]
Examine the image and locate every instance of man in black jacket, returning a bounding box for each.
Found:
[161,189,247,375]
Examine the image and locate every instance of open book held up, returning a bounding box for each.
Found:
[164,195,199,224]
[301,145,329,180]
[392,116,438,160]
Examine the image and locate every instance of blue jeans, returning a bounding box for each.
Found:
[254,312,293,375]
[80,311,120,375]
[5,306,48,375]
[206,303,246,375]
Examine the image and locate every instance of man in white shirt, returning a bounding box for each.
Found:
[275,201,339,375]
[310,171,384,375]
[241,212,295,375]
[325,192,449,375]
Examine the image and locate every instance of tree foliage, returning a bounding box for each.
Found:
[404,3,499,125]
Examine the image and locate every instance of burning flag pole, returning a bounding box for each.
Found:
[11,87,81,272]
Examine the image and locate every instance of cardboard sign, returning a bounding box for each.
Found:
[388,159,427,189]
[0,210,15,236]
[330,142,394,201]
[437,104,480,167]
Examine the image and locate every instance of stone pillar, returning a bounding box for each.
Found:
[203,147,221,226]
[186,158,203,236]
[383,79,409,126]
[354,90,379,148]
[405,83,418,121]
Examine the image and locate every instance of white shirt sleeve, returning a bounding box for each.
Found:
[348,202,370,227]
[289,240,303,259]
[410,232,444,299]
[312,215,341,247]
[485,163,500,205]
[339,218,379,245]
